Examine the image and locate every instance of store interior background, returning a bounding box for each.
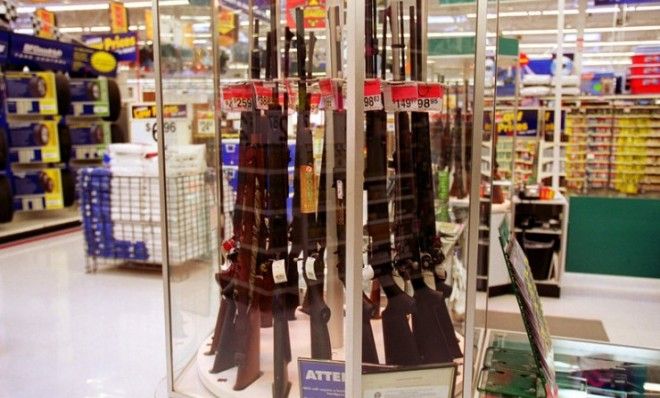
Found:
[0,0,659,397]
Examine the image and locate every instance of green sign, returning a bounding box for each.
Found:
[428,37,476,56]
[429,36,518,57]
[498,37,519,57]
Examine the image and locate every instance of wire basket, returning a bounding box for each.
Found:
[78,168,212,272]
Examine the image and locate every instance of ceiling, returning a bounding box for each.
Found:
[13,0,660,74]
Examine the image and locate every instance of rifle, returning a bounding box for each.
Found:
[327,4,379,364]
[206,241,237,358]
[363,3,420,366]
[282,26,299,322]
[289,8,332,360]
[450,84,467,198]
[264,7,293,397]
[390,3,461,364]
[210,17,264,376]
[225,12,266,390]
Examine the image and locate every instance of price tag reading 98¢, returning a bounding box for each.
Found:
[364,79,382,111]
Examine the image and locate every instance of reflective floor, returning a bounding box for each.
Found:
[0,231,658,398]
[0,231,167,398]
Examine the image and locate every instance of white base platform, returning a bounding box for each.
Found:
[195,307,466,397]
[196,308,347,398]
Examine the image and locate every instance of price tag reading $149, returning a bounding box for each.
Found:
[383,82,418,112]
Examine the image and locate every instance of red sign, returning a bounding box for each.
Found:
[286,0,326,29]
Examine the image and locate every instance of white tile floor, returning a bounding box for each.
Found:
[0,231,167,398]
[0,231,658,397]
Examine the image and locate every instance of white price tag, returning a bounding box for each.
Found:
[197,118,214,136]
[336,179,344,200]
[414,83,444,112]
[305,257,317,281]
[272,259,287,284]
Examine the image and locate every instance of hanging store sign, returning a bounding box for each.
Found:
[109,1,128,34]
[217,9,238,47]
[484,109,539,137]
[144,9,154,41]
[6,33,117,76]
[33,8,56,39]
[82,32,138,63]
[286,0,326,29]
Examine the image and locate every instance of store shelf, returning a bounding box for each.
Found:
[0,208,81,243]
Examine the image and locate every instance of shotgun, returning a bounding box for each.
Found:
[288,8,332,360]
[210,17,264,376]
[264,8,293,397]
[364,3,421,366]
[206,241,238,359]
[282,26,300,322]
[408,2,457,346]
[327,4,379,364]
[449,84,467,198]
[304,23,333,361]
[390,3,462,364]
[232,12,266,390]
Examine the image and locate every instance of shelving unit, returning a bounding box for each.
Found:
[511,192,569,298]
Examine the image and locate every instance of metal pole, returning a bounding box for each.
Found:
[552,0,565,190]
[574,0,587,79]
[511,37,521,201]
[463,0,489,394]
[210,0,224,257]
[152,0,174,393]
[345,0,365,395]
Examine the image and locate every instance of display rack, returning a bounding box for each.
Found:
[80,168,211,272]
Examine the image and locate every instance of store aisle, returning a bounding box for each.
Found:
[0,231,167,398]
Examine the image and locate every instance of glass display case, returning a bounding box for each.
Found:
[477,329,660,398]
[151,0,496,396]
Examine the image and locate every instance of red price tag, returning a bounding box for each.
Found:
[318,78,335,110]
[232,83,253,112]
[364,79,382,111]
[310,92,321,113]
[414,83,443,112]
[384,82,418,112]
[254,82,274,110]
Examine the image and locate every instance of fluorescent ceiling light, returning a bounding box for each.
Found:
[428,16,455,24]
[124,1,152,8]
[634,5,660,11]
[428,32,497,38]
[565,33,601,42]
[193,39,208,44]
[543,9,579,15]
[90,26,111,33]
[520,40,660,49]
[129,25,146,31]
[582,52,634,57]
[181,15,212,20]
[583,59,632,66]
[505,25,660,36]
[59,27,84,33]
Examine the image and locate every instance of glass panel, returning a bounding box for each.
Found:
[361,0,486,395]
[154,0,220,392]
[157,1,347,396]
